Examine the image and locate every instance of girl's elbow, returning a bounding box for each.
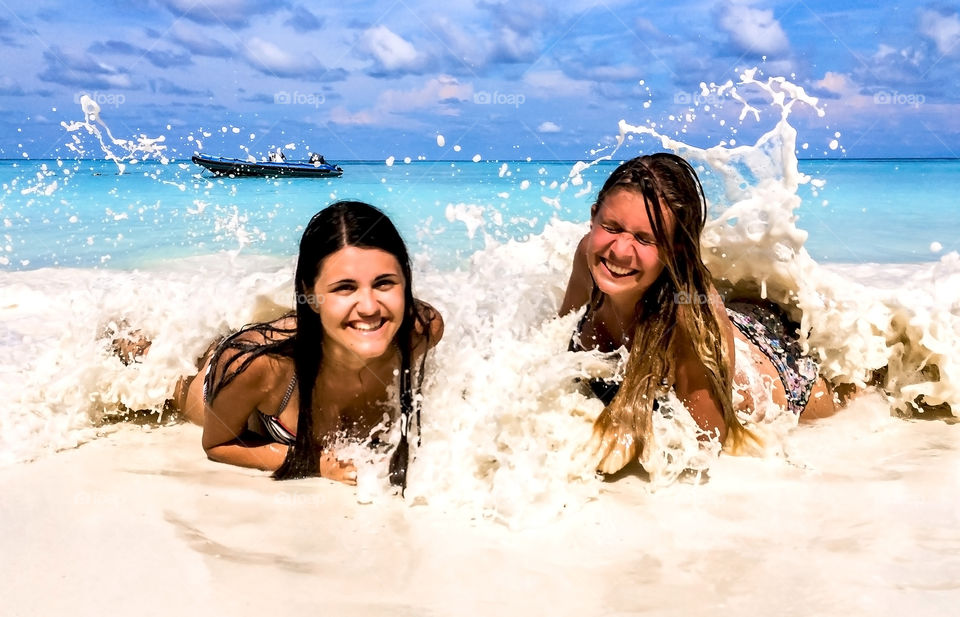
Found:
[203,443,226,463]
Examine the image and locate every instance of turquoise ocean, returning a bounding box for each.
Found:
[1,157,956,270]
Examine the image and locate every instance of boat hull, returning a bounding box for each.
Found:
[191,154,343,178]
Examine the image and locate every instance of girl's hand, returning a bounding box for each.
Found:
[584,408,638,474]
[319,452,358,485]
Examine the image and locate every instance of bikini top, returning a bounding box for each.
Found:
[203,354,299,445]
[569,307,623,406]
[258,375,298,445]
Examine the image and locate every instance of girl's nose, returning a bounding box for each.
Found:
[610,232,638,257]
[355,288,379,315]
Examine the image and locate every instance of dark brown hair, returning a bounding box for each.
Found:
[205,201,428,488]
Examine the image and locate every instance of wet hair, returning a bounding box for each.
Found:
[203,201,429,488]
[590,154,751,456]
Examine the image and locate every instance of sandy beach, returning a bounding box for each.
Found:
[2,393,957,617]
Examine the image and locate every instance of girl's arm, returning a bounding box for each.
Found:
[201,356,358,483]
[201,350,291,471]
[560,234,593,316]
[673,327,728,443]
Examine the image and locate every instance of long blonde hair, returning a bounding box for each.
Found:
[591,154,752,458]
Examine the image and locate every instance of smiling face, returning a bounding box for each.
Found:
[310,245,406,363]
[587,188,674,305]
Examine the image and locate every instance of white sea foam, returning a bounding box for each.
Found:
[0,255,294,465]
[1,227,957,527]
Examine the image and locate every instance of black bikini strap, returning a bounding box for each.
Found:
[276,374,298,414]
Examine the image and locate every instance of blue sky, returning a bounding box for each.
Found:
[1,0,958,160]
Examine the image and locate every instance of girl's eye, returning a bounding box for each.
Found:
[634,234,656,246]
[331,284,356,293]
[601,224,619,234]
[376,279,398,290]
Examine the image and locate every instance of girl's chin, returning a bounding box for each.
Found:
[355,348,391,360]
[346,329,398,355]
[593,270,641,295]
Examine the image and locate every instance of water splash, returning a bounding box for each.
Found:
[573,69,958,423]
[61,94,168,174]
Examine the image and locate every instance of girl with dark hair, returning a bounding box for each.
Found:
[560,154,835,475]
[174,201,443,487]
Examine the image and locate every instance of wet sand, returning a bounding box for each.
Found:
[2,393,958,616]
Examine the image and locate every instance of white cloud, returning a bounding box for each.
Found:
[155,0,276,27]
[329,75,471,126]
[168,22,231,57]
[523,70,592,97]
[39,47,134,89]
[491,26,537,62]
[537,121,561,133]
[429,16,487,67]
[634,17,660,35]
[814,71,856,96]
[328,106,378,126]
[361,25,423,72]
[919,9,960,56]
[581,65,644,81]
[0,76,21,94]
[239,37,341,79]
[874,44,898,60]
[377,75,471,114]
[759,58,796,76]
[812,71,901,111]
[717,1,789,55]
[243,37,302,74]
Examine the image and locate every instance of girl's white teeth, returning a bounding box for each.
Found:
[352,320,382,331]
[605,260,635,276]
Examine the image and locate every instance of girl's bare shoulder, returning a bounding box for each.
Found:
[413,299,444,349]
